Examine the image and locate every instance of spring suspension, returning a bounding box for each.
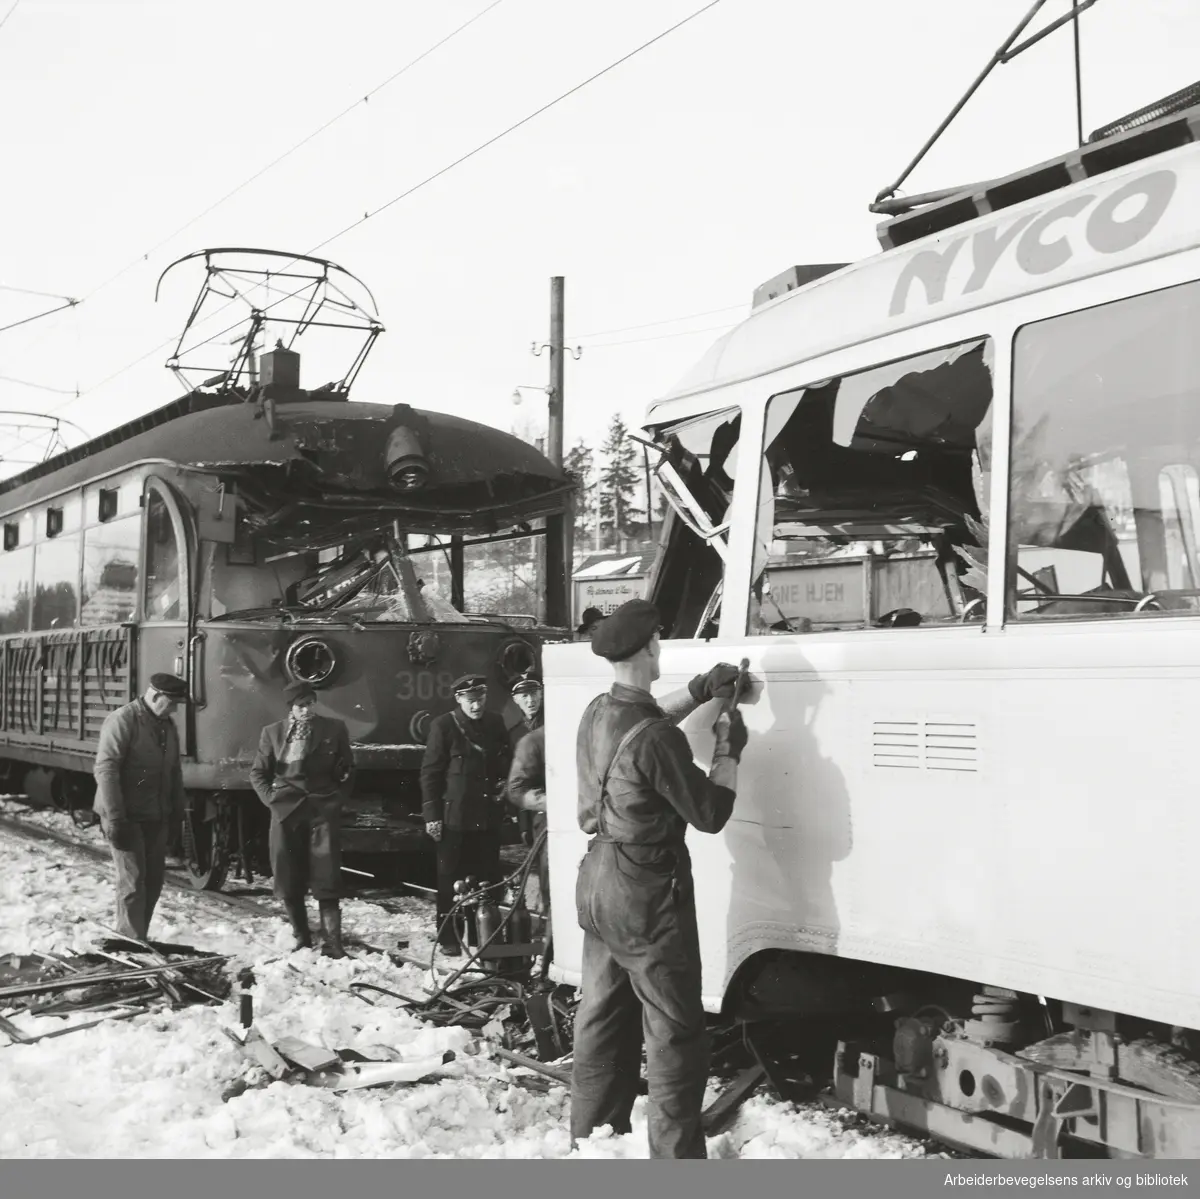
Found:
[961,984,1022,1046]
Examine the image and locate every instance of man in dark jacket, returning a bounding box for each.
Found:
[571,598,749,1159]
[507,721,548,911]
[249,682,355,957]
[420,674,512,955]
[93,673,188,942]
[506,670,544,847]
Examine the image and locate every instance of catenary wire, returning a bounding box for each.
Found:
[79,0,509,304]
[2,0,723,459]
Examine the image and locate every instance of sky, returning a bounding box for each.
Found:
[0,0,1198,477]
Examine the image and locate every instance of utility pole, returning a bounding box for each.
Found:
[542,276,572,628]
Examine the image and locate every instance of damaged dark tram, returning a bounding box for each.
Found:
[0,251,573,891]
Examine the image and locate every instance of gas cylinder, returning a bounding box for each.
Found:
[504,894,534,977]
[475,896,502,972]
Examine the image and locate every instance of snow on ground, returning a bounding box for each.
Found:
[0,802,934,1160]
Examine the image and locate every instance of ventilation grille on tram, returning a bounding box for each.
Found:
[871,718,980,773]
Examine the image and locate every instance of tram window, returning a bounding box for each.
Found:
[0,545,32,633]
[3,523,18,551]
[1009,280,1200,622]
[749,340,993,634]
[97,488,118,523]
[45,508,63,539]
[82,515,140,625]
[32,534,80,630]
[648,408,741,639]
[144,492,183,621]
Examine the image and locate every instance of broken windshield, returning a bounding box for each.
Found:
[750,338,994,633]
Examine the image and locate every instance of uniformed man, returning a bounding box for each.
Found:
[571,597,748,1159]
[93,673,189,943]
[420,674,512,955]
[507,672,549,912]
[506,670,544,847]
[249,682,355,958]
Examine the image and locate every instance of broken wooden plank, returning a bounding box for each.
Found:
[221,1026,293,1080]
[272,1036,342,1074]
[701,1064,766,1135]
[0,955,228,1001]
[491,1045,571,1085]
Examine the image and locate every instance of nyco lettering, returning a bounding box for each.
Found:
[889,169,1177,317]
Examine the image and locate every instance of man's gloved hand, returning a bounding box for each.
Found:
[688,662,747,704]
[103,818,139,853]
[712,708,749,762]
[425,821,444,843]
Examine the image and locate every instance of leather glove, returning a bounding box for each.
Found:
[425,821,444,842]
[712,708,748,762]
[104,818,139,853]
[688,663,746,704]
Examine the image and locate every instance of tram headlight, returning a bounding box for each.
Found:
[384,426,429,492]
[285,637,339,688]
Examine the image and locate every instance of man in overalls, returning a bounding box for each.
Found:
[249,681,355,957]
[571,598,749,1159]
[420,674,512,955]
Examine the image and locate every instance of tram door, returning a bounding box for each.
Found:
[139,476,193,755]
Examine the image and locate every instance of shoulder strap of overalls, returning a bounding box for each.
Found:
[594,715,660,840]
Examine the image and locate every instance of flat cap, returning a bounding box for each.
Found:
[283,681,317,705]
[149,673,189,701]
[452,673,488,695]
[576,606,604,635]
[590,598,661,662]
[511,670,542,695]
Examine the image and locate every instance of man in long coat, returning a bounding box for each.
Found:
[249,681,355,957]
[420,673,512,955]
[571,598,749,1159]
[93,672,189,942]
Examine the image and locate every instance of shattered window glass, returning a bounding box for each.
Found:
[648,408,740,639]
[1009,280,1200,621]
[751,339,993,634]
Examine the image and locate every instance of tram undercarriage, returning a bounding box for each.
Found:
[725,951,1200,1158]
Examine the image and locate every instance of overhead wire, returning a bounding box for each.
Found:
[79,0,509,304]
[306,0,723,255]
[0,0,507,430]
[567,302,744,341]
[2,0,724,463]
[0,0,20,36]
[580,319,738,349]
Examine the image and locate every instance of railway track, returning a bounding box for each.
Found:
[0,805,431,928]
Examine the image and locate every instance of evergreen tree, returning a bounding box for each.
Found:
[599,415,643,548]
[564,439,596,549]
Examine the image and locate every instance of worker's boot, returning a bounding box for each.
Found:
[283,896,311,951]
[318,899,347,959]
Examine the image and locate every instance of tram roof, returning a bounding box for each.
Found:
[647,106,1200,428]
[0,392,571,531]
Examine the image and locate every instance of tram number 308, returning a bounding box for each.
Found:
[394,671,457,702]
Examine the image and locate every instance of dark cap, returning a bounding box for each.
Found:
[149,673,189,701]
[283,681,317,705]
[511,670,542,695]
[452,673,488,696]
[590,598,661,662]
[576,607,604,635]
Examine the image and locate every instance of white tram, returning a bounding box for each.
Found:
[544,96,1200,1155]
